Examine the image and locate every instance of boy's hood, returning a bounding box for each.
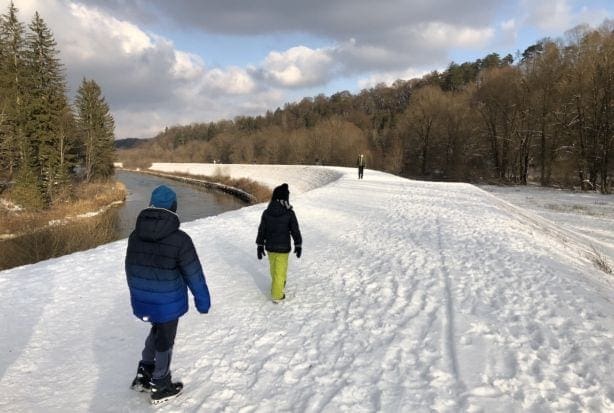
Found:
[134,208,179,241]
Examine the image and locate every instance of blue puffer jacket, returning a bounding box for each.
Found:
[125,207,210,323]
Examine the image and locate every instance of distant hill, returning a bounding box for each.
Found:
[114,138,148,149]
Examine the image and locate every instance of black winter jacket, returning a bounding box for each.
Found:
[256,200,302,253]
[125,207,210,323]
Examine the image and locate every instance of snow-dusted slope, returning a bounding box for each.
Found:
[150,162,344,194]
[481,184,614,265]
[1,165,612,412]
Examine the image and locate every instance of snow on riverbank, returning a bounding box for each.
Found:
[1,164,613,412]
[481,184,614,263]
[150,162,344,194]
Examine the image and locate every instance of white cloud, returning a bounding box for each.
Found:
[501,18,516,31]
[519,0,611,44]
[171,50,205,80]
[202,67,256,95]
[499,18,518,46]
[522,0,573,32]
[12,0,267,138]
[113,109,169,139]
[358,68,431,89]
[70,0,504,75]
[262,46,335,88]
[418,22,495,48]
[12,0,501,137]
[113,86,284,135]
[68,3,153,55]
[574,5,612,28]
[335,39,397,67]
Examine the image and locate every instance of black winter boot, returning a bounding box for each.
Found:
[150,374,183,405]
[130,361,154,392]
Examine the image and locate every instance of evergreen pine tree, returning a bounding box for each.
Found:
[75,79,115,182]
[0,2,44,208]
[26,11,74,200]
[0,16,7,182]
[0,1,28,181]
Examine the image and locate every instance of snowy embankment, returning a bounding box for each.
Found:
[150,162,344,195]
[481,184,614,264]
[1,164,612,412]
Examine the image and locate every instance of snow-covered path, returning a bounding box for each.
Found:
[1,165,613,412]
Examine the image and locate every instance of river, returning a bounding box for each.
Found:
[115,170,246,238]
[0,171,246,270]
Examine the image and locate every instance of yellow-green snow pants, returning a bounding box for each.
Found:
[267,252,288,300]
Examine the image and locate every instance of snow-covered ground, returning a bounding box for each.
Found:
[1,164,613,412]
[481,184,614,262]
[151,162,344,195]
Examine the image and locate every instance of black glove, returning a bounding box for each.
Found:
[295,246,302,258]
[257,245,265,260]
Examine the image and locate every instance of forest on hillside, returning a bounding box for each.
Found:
[120,21,613,193]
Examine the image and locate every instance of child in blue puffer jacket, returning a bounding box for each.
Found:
[125,185,210,405]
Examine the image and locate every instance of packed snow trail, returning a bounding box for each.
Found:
[0,165,612,412]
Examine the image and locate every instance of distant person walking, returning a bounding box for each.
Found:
[125,185,211,405]
[357,153,366,179]
[256,183,302,302]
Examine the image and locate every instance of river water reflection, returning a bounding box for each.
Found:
[115,170,246,238]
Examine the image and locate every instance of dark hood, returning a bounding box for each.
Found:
[271,183,289,202]
[134,208,180,242]
[265,199,292,217]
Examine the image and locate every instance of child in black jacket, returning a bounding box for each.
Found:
[256,183,302,302]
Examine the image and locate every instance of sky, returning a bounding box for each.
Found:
[10,0,614,139]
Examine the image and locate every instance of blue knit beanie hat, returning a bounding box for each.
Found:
[150,185,177,211]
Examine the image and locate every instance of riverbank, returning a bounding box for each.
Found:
[0,180,126,240]
[0,170,251,270]
[0,164,265,241]
[114,170,246,239]
[120,167,271,204]
[0,180,126,270]
[148,162,344,195]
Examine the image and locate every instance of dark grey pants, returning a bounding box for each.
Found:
[141,319,178,380]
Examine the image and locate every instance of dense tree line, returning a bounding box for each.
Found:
[0,2,115,209]
[122,21,613,192]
